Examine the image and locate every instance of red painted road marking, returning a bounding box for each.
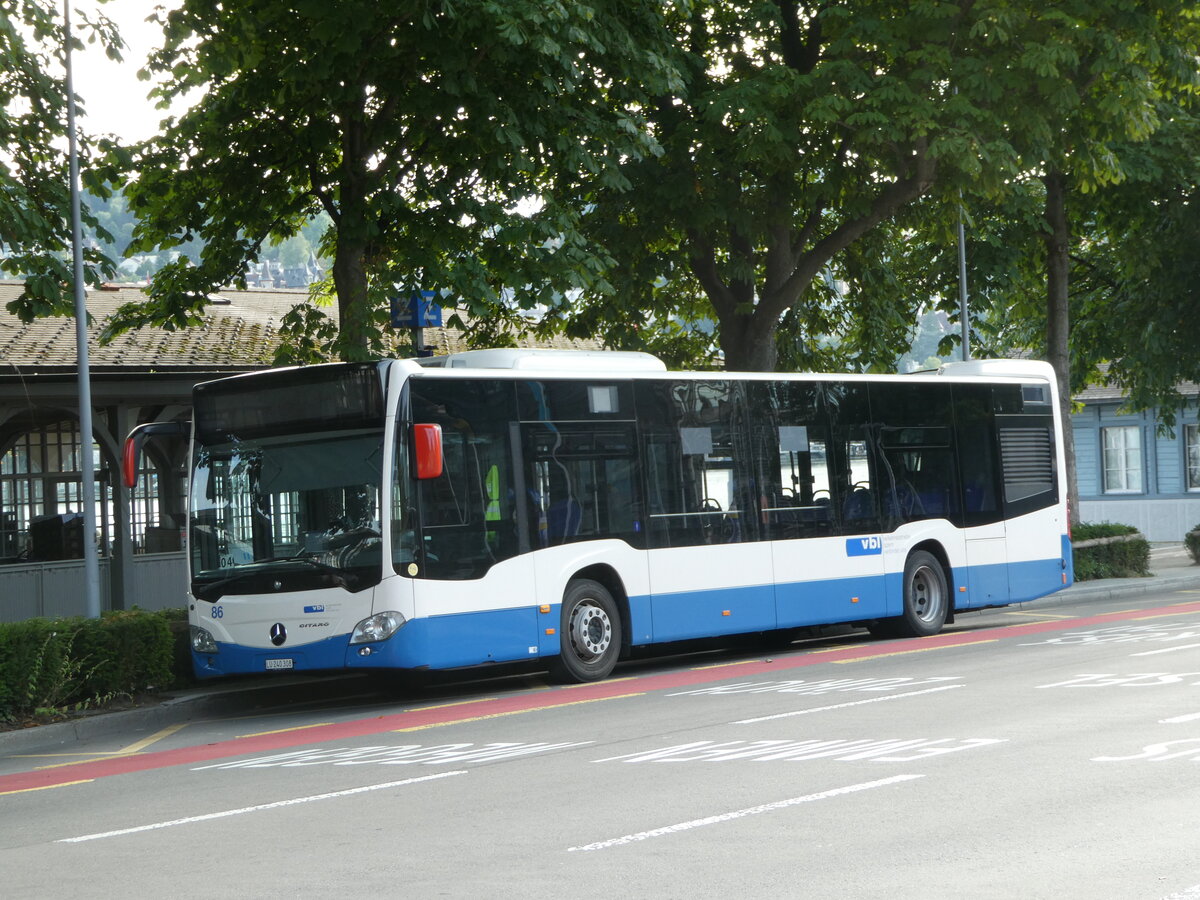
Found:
[3,599,1200,795]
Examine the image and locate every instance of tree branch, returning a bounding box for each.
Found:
[775,0,823,74]
[769,140,936,314]
[686,228,738,321]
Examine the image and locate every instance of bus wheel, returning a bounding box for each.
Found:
[550,579,622,683]
[899,550,949,637]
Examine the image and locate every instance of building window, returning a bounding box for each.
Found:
[1102,425,1142,494]
[1187,425,1200,492]
[0,420,110,560]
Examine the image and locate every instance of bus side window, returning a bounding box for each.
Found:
[869,382,960,529]
[953,384,1002,526]
[826,383,880,535]
[760,381,834,540]
[524,425,640,549]
[638,380,757,548]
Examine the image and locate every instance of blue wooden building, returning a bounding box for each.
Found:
[1071,380,1200,541]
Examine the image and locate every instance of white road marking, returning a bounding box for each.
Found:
[1161,884,1200,900]
[1160,712,1200,724]
[192,741,590,770]
[732,684,963,723]
[56,771,466,843]
[595,738,1003,764]
[1131,643,1200,657]
[567,774,924,852]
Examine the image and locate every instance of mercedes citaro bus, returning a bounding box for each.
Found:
[124,349,1072,682]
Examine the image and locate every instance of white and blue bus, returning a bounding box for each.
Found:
[126,349,1072,683]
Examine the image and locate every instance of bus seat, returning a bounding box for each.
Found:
[843,488,874,522]
[547,498,582,541]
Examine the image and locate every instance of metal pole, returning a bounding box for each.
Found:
[65,1,102,618]
[956,191,971,362]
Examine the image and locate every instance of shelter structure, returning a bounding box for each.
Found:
[0,282,599,619]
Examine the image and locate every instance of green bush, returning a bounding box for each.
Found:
[0,608,181,723]
[1185,524,1200,565]
[1072,522,1150,580]
[1072,522,1139,541]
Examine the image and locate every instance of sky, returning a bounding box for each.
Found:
[72,1,182,143]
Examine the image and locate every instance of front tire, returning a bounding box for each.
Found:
[549,579,622,683]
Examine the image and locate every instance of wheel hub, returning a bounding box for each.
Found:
[911,566,944,623]
[568,601,612,660]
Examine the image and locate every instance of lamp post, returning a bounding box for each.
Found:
[957,192,970,362]
[64,1,102,618]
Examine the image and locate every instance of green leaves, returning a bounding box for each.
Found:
[1,2,119,319]
[104,0,680,359]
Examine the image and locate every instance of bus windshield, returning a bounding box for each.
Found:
[190,428,385,601]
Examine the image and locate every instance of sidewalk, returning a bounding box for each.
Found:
[1051,541,1200,605]
[4,544,1199,756]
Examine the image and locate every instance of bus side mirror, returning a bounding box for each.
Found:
[123,421,190,488]
[413,423,443,480]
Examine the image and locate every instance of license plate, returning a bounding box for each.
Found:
[265,658,294,670]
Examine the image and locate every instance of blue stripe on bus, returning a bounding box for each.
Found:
[1009,552,1072,602]
[647,583,777,641]
[774,574,891,626]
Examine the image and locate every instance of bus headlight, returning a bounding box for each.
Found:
[191,625,218,654]
[350,611,406,644]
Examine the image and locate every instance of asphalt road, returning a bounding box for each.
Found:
[4,582,1200,899]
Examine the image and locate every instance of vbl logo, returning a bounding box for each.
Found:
[846,536,883,556]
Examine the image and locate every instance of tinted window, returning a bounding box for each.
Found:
[757,381,835,539]
[516,380,634,422]
[637,380,760,548]
[523,423,642,549]
[409,378,520,579]
[826,383,880,534]
[871,383,960,525]
[953,384,1002,526]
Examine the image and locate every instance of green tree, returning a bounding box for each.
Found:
[555,0,1043,372]
[1068,110,1200,424]
[1,1,119,317]
[1007,2,1197,522]
[101,0,679,362]
[854,2,1198,523]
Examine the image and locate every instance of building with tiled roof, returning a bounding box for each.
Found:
[0,281,601,620]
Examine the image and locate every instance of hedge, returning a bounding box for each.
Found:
[1185,524,1200,565]
[0,608,186,723]
[1071,522,1150,581]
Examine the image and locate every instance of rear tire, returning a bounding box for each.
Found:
[549,579,622,683]
[897,550,949,637]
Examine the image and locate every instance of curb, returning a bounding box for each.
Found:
[1051,571,1200,606]
[0,673,369,756]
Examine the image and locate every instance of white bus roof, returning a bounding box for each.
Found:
[933,358,1056,382]
[412,348,1053,383]
[424,348,668,372]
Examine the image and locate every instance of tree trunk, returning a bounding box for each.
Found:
[720,312,779,372]
[330,110,373,363]
[331,235,371,362]
[1043,170,1080,527]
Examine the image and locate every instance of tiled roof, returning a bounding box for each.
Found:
[1074,362,1200,403]
[0,282,602,371]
